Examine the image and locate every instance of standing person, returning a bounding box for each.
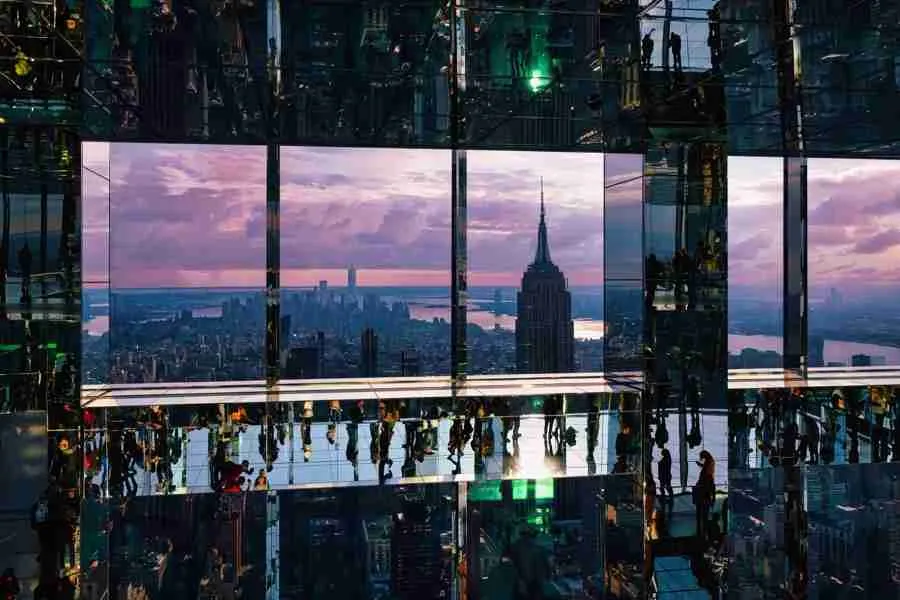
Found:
[17,242,31,304]
[693,450,716,542]
[669,32,682,72]
[658,448,674,506]
[641,30,655,70]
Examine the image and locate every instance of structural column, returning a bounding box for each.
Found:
[451,149,467,380]
[773,1,809,596]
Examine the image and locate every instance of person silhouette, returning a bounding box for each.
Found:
[642,31,655,70]
[18,242,32,303]
[670,32,683,72]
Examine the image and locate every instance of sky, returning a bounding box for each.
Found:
[728,157,900,302]
[81,143,900,295]
[84,143,616,289]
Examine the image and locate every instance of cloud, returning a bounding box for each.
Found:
[103,143,267,287]
[730,233,770,262]
[731,157,900,293]
[852,229,900,255]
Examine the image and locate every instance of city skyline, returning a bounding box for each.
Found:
[81,143,900,296]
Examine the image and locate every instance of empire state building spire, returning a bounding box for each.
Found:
[534,177,553,265]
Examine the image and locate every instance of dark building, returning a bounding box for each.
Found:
[809,335,825,368]
[361,327,378,377]
[391,501,442,600]
[851,354,872,367]
[400,350,421,376]
[287,333,324,378]
[286,347,320,379]
[515,180,575,374]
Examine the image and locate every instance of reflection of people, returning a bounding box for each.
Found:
[645,253,662,309]
[707,3,722,71]
[669,32,682,72]
[641,31,654,70]
[18,242,31,303]
[693,450,715,541]
[658,448,674,502]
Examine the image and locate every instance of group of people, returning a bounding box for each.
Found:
[646,239,723,312]
[640,2,723,73]
[733,387,900,469]
[646,444,726,551]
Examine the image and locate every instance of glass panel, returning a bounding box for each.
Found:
[805,463,900,597]
[83,0,272,143]
[466,474,641,599]
[92,392,639,496]
[728,385,899,471]
[465,150,603,376]
[108,143,267,383]
[280,0,450,147]
[604,153,643,374]
[808,158,900,368]
[82,142,111,385]
[279,146,451,379]
[459,1,607,150]
[797,4,900,156]
[727,156,783,369]
[727,468,788,598]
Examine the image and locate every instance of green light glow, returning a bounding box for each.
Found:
[528,70,548,93]
[469,480,502,502]
[513,479,529,500]
[534,478,555,500]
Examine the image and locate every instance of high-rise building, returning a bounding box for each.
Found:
[391,501,442,600]
[515,180,575,374]
[361,327,378,377]
[348,266,357,292]
[809,335,825,368]
[286,347,321,379]
[400,350,420,376]
[852,354,872,367]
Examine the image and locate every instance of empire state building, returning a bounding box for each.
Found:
[516,180,575,373]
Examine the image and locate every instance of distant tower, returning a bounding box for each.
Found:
[361,328,378,377]
[515,178,575,373]
[348,265,358,292]
[400,350,421,376]
[809,335,825,368]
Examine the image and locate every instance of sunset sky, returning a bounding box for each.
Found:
[81,142,900,296]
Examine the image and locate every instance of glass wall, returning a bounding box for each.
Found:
[727,156,783,369]
[808,158,900,368]
[279,147,451,379]
[466,151,604,375]
[805,463,900,597]
[85,391,640,497]
[107,143,267,383]
[82,142,110,385]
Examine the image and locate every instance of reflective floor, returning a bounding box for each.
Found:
[81,411,732,498]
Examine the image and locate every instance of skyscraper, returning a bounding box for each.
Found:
[391,501,442,600]
[515,179,575,373]
[361,327,378,377]
[348,265,357,292]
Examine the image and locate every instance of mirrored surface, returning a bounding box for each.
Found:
[727,156,783,371]
[808,158,900,369]
[279,146,451,379]
[465,150,604,376]
[88,392,641,498]
[105,143,267,384]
